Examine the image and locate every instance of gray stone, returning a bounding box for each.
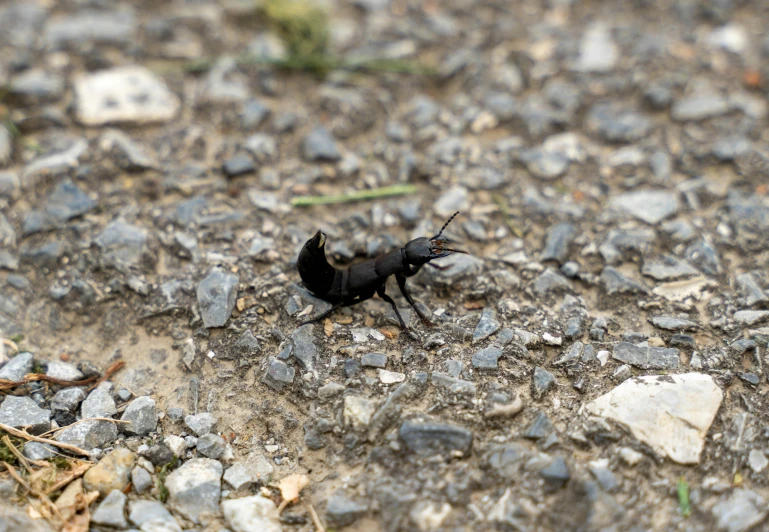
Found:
[22,442,57,460]
[713,136,751,161]
[185,413,217,436]
[426,253,484,285]
[608,190,679,224]
[223,463,255,490]
[650,316,697,331]
[121,396,157,435]
[262,357,295,391]
[641,255,699,280]
[197,268,239,328]
[55,419,118,450]
[129,500,176,527]
[291,324,317,371]
[712,489,767,532]
[199,58,249,104]
[165,458,222,524]
[45,9,136,49]
[95,221,152,270]
[431,372,476,396]
[0,352,33,381]
[51,387,86,412]
[600,227,656,264]
[399,420,473,457]
[344,395,376,431]
[540,457,570,491]
[472,346,503,372]
[523,411,554,439]
[734,311,769,326]
[221,495,281,532]
[223,154,255,177]
[672,91,730,121]
[44,361,84,381]
[612,342,679,370]
[532,367,555,399]
[197,433,226,459]
[540,223,576,264]
[685,239,721,276]
[529,268,572,296]
[102,130,158,171]
[82,383,117,419]
[74,66,180,126]
[361,353,387,368]
[10,69,64,101]
[736,273,768,307]
[521,149,569,180]
[0,395,50,434]
[302,126,340,162]
[555,341,583,365]
[22,138,88,189]
[242,99,270,129]
[167,408,184,422]
[244,134,278,163]
[91,490,128,528]
[601,267,648,295]
[589,460,620,492]
[434,185,470,218]
[587,104,652,143]
[473,308,500,343]
[326,492,368,528]
[131,466,153,494]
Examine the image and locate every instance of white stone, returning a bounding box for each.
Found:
[748,450,768,473]
[596,350,610,366]
[74,66,180,126]
[586,373,723,464]
[343,395,376,431]
[542,332,562,346]
[653,277,716,302]
[164,435,186,457]
[221,495,282,532]
[378,369,405,384]
[618,447,644,467]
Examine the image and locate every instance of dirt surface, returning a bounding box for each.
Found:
[2,0,769,531]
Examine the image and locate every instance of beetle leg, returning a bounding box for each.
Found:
[376,286,408,330]
[299,303,341,324]
[395,274,435,327]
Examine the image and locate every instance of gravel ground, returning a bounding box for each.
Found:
[1,0,769,530]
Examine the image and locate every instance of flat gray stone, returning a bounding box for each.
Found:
[609,190,679,225]
[51,387,86,412]
[650,316,698,331]
[165,458,222,524]
[22,442,56,460]
[262,357,295,391]
[44,361,84,381]
[734,310,769,326]
[55,419,118,450]
[82,383,117,419]
[128,500,176,527]
[95,220,152,270]
[184,412,217,436]
[301,126,340,162]
[472,346,503,372]
[642,256,699,280]
[197,433,226,459]
[131,466,153,494]
[291,324,317,372]
[223,463,255,490]
[472,308,500,344]
[612,342,679,370]
[0,395,50,434]
[326,492,368,528]
[532,367,555,399]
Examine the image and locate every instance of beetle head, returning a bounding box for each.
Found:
[405,212,468,263]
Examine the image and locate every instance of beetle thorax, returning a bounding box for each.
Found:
[404,237,432,264]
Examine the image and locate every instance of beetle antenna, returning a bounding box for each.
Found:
[432,211,460,240]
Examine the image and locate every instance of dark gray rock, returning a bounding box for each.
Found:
[685,239,721,276]
[523,411,554,439]
[612,342,679,370]
[95,221,152,270]
[291,324,317,372]
[555,341,583,365]
[0,396,50,434]
[345,359,362,378]
[326,492,368,528]
[399,420,473,457]
[197,268,239,328]
[141,443,175,467]
[262,357,295,391]
[540,456,570,491]
[197,433,227,459]
[600,267,648,295]
[288,284,334,322]
[361,353,387,368]
[302,126,340,162]
[472,346,503,372]
[222,154,255,177]
[532,367,555,399]
[541,223,576,264]
[472,308,500,343]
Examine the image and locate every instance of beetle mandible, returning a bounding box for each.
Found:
[296,212,468,329]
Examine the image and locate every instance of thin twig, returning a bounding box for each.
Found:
[2,461,63,521]
[0,361,125,392]
[0,422,90,457]
[44,461,92,495]
[308,504,326,532]
[1,435,33,473]
[291,184,418,207]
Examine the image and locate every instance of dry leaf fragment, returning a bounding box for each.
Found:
[335,315,353,325]
[277,473,310,512]
[323,319,333,337]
